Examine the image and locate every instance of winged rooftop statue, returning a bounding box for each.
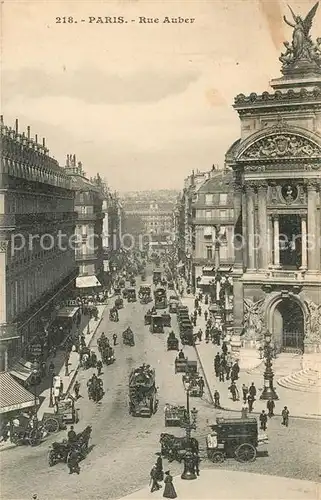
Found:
[281,2,321,68]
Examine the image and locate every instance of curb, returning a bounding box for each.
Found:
[194,345,214,406]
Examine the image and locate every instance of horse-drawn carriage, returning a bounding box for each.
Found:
[42,397,79,434]
[139,285,152,304]
[115,296,123,309]
[127,287,137,302]
[101,345,115,365]
[87,375,104,402]
[48,425,92,467]
[182,367,204,398]
[164,404,187,427]
[167,332,179,351]
[10,416,46,447]
[130,278,136,287]
[206,417,268,463]
[80,347,97,369]
[150,314,164,334]
[179,320,194,346]
[160,433,199,462]
[169,300,178,313]
[129,365,158,417]
[161,312,171,327]
[122,327,135,346]
[109,307,119,322]
[174,355,188,373]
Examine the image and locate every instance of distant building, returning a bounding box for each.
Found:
[121,190,178,247]
[0,118,77,371]
[64,155,104,293]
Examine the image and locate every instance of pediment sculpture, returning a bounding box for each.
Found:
[239,134,321,160]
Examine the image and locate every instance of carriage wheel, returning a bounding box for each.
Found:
[48,449,57,467]
[235,443,256,463]
[44,417,60,433]
[28,429,41,447]
[211,451,225,463]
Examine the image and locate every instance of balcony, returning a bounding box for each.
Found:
[192,216,234,225]
[76,212,104,221]
[0,212,77,229]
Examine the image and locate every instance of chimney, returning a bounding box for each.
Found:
[0,115,3,125]
[42,138,46,147]
[27,126,30,139]
[15,119,19,133]
[66,154,70,167]
[35,134,38,143]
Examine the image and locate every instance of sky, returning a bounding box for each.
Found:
[2,0,321,192]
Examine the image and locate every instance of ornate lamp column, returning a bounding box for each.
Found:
[181,380,198,480]
[260,330,279,400]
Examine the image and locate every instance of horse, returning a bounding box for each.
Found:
[159,433,199,462]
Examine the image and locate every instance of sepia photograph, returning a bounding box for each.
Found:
[0,0,321,499]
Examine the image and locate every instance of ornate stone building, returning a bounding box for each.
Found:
[226,5,321,353]
[0,119,77,370]
[64,155,105,292]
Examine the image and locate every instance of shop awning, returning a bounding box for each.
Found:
[177,262,184,269]
[9,358,34,383]
[76,275,102,288]
[0,372,35,414]
[57,306,80,319]
[218,265,233,272]
[198,276,215,286]
[202,266,215,272]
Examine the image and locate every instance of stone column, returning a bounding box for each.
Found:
[267,215,273,267]
[306,181,320,271]
[246,184,256,271]
[233,183,243,268]
[272,215,281,268]
[300,216,307,270]
[257,183,268,269]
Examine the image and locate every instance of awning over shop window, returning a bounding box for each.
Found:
[177,261,184,269]
[198,276,215,286]
[57,306,80,319]
[9,359,34,383]
[0,372,36,414]
[218,265,233,272]
[76,275,102,288]
[203,227,213,237]
[202,266,215,272]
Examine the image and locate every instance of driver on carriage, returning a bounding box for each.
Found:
[178,349,185,360]
[168,330,176,339]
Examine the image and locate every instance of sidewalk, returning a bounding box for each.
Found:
[0,304,107,452]
[119,469,320,500]
[37,304,107,420]
[179,295,321,420]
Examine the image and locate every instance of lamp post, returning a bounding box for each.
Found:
[48,372,54,408]
[181,381,198,480]
[30,363,41,414]
[260,330,279,400]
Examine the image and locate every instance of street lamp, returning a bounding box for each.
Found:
[181,381,198,480]
[260,330,279,400]
[30,362,41,413]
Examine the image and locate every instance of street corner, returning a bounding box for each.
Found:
[119,469,321,500]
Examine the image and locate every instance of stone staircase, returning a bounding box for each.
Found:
[277,368,321,393]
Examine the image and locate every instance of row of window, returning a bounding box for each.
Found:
[198,193,228,205]
[195,209,234,219]
[6,193,72,214]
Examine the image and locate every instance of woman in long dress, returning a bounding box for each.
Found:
[163,471,177,499]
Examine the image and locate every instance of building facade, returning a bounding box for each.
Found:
[192,168,235,289]
[121,190,177,246]
[0,119,77,370]
[64,155,105,292]
[226,15,321,353]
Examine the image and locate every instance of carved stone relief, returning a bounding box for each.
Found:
[240,133,321,160]
[305,299,321,344]
[243,298,265,342]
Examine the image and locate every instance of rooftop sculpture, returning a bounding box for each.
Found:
[280,2,321,72]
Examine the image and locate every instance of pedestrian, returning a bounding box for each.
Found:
[204,310,208,322]
[242,384,249,403]
[282,406,289,427]
[198,306,202,316]
[267,399,275,417]
[222,342,228,355]
[214,353,220,378]
[225,361,231,380]
[197,329,202,342]
[192,452,201,476]
[155,455,164,481]
[193,316,197,327]
[231,361,240,382]
[259,410,268,431]
[96,359,103,376]
[247,394,254,412]
[59,380,64,398]
[163,470,177,499]
[228,382,239,401]
[67,425,77,444]
[150,465,161,492]
[74,380,80,399]
[213,390,220,408]
[67,448,80,474]
[48,361,55,377]
[249,382,257,399]
[198,376,205,396]
[40,361,46,378]
[218,364,225,382]
[205,328,210,343]
[112,333,117,346]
